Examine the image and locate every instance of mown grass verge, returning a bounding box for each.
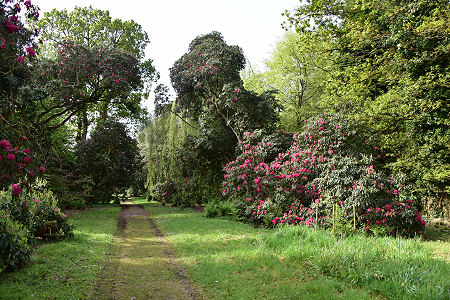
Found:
[135,199,450,300]
[0,207,120,299]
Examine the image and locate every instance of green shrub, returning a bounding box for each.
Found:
[0,210,31,272]
[151,179,177,204]
[0,187,73,241]
[174,176,218,207]
[204,199,236,218]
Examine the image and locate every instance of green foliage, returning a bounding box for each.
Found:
[170,31,278,141]
[0,182,73,273]
[243,31,333,131]
[173,176,219,207]
[0,185,73,241]
[76,120,142,203]
[204,199,236,218]
[284,0,450,211]
[0,211,31,273]
[144,203,450,299]
[34,6,150,60]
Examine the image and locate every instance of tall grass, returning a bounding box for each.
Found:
[263,226,449,299]
[140,201,449,300]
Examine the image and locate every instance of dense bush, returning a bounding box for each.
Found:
[204,200,236,218]
[151,179,177,204]
[0,186,73,241]
[223,114,425,236]
[0,211,31,272]
[0,184,73,273]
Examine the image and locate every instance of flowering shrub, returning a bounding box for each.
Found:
[0,183,73,273]
[223,114,425,237]
[151,179,177,204]
[360,200,426,237]
[0,0,39,81]
[0,185,73,241]
[222,130,294,224]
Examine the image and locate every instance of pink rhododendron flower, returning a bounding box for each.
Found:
[39,166,46,173]
[17,56,25,63]
[7,154,15,160]
[12,184,22,196]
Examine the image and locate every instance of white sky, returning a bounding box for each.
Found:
[34,0,300,111]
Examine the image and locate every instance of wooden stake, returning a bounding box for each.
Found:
[353,204,356,231]
[315,203,319,231]
[332,204,335,235]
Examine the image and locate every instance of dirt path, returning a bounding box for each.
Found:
[92,202,203,299]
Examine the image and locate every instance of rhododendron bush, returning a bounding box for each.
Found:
[223,114,425,236]
[0,182,73,272]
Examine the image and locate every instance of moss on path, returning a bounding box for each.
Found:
[92,203,202,299]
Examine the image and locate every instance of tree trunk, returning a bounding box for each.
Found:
[100,102,109,123]
[81,107,88,141]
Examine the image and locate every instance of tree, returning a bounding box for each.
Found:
[153,83,173,117]
[243,31,333,131]
[33,6,158,140]
[76,120,141,203]
[19,41,147,140]
[285,0,449,212]
[170,31,278,142]
[34,6,149,59]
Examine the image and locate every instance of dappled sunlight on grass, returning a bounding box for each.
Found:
[142,203,450,300]
[0,207,121,300]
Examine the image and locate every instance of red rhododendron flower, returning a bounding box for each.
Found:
[26,47,35,57]
[5,20,19,33]
[0,140,11,150]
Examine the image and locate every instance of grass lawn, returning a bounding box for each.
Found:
[0,207,120,300]
[135,199,450,300]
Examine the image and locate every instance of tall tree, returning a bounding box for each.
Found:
[243,31,333,131]
[19,41,146,139]
[33,6,158,140]
[170,31,278,142]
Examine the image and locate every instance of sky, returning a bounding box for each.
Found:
[35,0,301,111]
